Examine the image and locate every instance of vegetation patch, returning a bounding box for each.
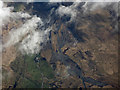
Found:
[10,54,55,88]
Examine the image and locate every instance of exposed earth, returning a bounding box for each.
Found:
[2,2,119,88]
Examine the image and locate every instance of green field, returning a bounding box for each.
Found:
[10,54,55,88]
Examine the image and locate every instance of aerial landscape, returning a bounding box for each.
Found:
[0,0,119,88]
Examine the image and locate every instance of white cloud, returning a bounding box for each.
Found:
[56,1,80,21]
[57,5,76,21]
[12,12,31,19]
[1,0,119,55]
[0,0,13,27]
[0,0,50,54]
[4,16,42,47]
[49,0,71,2]
[1,0,120,2]
[4,16,51,54]
[56,0,118,21]
[19,27,51,54]
[0,0,31,28]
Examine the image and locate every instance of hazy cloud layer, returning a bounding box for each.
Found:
[49,0,119,2]
[83,2,118,12]
[56,1,118,21]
